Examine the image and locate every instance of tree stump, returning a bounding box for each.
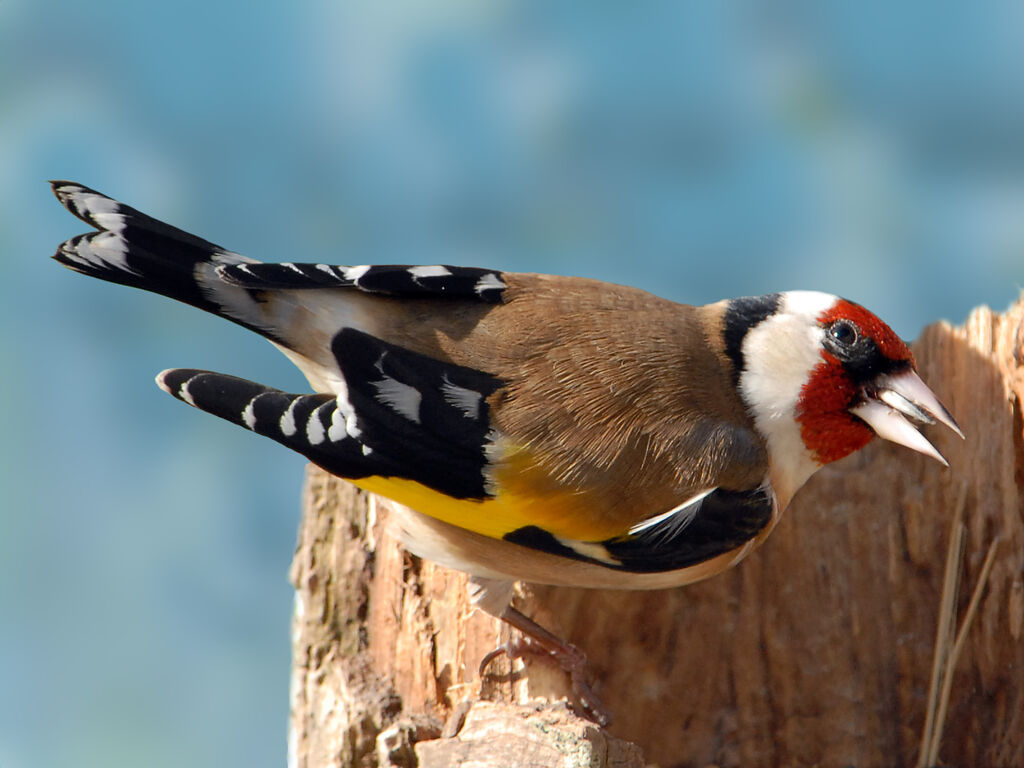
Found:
[288,298,1024,768]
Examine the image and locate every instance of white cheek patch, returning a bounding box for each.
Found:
[741,291,834,418]
[739,291,836,496]
[742,324,822,419]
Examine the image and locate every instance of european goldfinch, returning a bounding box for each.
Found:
[51,181,962,722]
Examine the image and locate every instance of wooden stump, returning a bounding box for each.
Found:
[288,298,1024,768]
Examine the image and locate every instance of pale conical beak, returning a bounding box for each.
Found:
[849,369,964,466]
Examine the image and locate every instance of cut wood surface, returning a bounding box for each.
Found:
[288,298,1024,768]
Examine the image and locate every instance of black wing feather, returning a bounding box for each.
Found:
[158,328,505,501]
[217,262,507,302]
[503,486,775,574]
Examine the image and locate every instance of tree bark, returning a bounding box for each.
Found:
[288,297,1024,768]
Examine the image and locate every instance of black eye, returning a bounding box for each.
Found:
[827,320,859,346]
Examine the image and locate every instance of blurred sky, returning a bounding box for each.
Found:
[3,2,1024,767]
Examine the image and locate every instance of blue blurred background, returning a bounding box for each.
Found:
[3,2,1023,766]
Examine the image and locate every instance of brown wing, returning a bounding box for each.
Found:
[335,272,769,537]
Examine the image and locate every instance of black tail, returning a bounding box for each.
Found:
[51,181,258,315]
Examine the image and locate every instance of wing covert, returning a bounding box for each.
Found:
[158,327,505,501]
[502,484,776,574]
[216,262,507,302]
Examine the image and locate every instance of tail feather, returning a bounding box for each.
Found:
[51,180,258,316]
[52,181,512,405]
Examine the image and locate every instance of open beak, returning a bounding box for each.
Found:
[850,369,964,466]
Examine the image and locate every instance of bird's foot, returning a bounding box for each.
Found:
[479,606,612,727]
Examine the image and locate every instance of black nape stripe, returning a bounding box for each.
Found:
[722,294,781,386]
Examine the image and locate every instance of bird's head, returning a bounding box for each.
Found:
[727,291,963,507]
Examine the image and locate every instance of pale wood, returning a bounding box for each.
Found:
[289,297,1024,768]
[415,702,644,768]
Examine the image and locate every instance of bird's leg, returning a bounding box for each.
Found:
[479,605,612,727]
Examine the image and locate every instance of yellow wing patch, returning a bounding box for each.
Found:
[353,442,625,542]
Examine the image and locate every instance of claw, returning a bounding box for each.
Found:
[479,606,613,727]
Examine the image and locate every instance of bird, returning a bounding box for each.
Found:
[51,180,962,724]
